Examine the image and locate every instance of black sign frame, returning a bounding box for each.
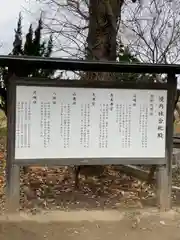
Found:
[7,77,173,167]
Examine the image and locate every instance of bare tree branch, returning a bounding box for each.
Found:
[121,0,180,64]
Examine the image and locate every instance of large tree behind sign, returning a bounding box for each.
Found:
[35,0,139,60]
[0,13,54,115]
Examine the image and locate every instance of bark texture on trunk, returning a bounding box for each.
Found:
[86,0,123,61]
[84,0,124,81]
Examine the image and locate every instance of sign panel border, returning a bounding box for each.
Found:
[7,76,173,165]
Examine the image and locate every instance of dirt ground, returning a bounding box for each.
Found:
[1,214,180,240]
[1,158,180,239]
[1,166,180,240]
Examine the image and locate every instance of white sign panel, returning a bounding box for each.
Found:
[15,86,167,159]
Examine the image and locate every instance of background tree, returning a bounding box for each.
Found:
[0,13,54,115]
[35,0,140,59]
[122,0,180,64]
[116,42,155,82]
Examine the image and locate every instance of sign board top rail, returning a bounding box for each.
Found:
[1,55,180,74]
[10,77,170,89]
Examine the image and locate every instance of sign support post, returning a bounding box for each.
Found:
[157,73,177,211]
[6,79,20,212]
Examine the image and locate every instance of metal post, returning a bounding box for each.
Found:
[6,77,20,212]
[157,73,177,211]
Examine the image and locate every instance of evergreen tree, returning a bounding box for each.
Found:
[0,13,54,115]
[24,24,33,56]
[12,13,23,55]
[40,34,54,77]
[116,43,154,83]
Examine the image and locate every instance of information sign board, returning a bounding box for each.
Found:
[15,85,167,160]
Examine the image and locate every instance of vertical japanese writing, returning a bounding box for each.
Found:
[27,101,31,148]
[80,104,90,148]
[157,95,165,139]
[32,90,37,104]
[99,104,109,148]
[120,104,132,148]
[40,102,51,148]
[52,92,56,104]
[16,101,21,148]
[16,101,31,149]
[65,104,70,148]
[72,92,76,105]
[116,104,122,133]
[139,104,148,148]
[60,103,71,148]
[149,94,154,116]
[132,94,136,107]
[92,92,96,106]
[127,104,132,148]
[109,93,114,111]
[122,104,125,148]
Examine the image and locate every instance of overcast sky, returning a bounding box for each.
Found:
[0,0,36,54]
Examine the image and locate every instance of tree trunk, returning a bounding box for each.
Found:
[86,0,122,61]
[84,0,124,82]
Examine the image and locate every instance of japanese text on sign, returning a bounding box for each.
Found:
[15,86,167,159]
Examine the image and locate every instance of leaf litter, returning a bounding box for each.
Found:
[0,135,180,214]
[0,162,155,213]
